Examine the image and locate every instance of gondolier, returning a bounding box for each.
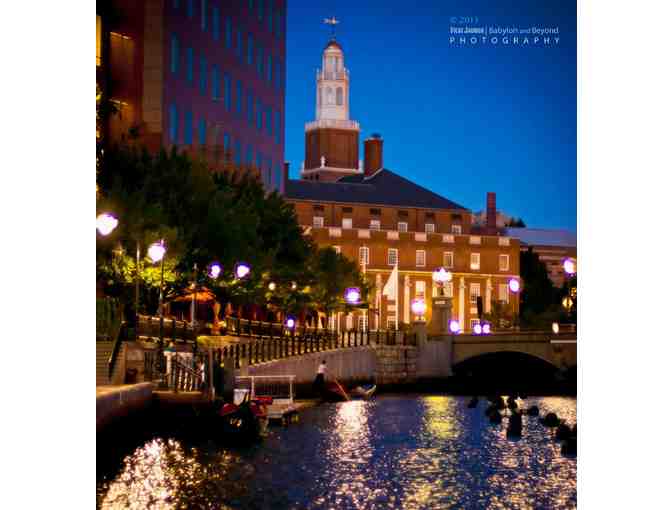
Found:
[313,360,327,396]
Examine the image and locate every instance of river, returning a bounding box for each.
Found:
[97,395,576,509]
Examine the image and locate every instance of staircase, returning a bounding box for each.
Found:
[96,341,125,386]
[96,341,114,386]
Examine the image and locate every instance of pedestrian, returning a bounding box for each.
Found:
[313,359,327,396]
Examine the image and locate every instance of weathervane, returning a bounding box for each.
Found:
[323,16,339,38]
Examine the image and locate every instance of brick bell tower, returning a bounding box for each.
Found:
[301,37,361,181]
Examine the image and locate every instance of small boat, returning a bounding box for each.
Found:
[208,394,269,442]
[322,381,350,402]
[351,384,377,400]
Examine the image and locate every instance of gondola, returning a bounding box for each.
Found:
[351,384,377,400]
[202,394,269,442]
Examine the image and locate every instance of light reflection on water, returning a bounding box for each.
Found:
[97,395,576,509]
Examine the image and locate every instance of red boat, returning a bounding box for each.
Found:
[215,394,270,441]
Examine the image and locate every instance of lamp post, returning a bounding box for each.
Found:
[508,278,521,330]
[96,213,118,236]
[562,257,577,325]
[432,267,452,296]
[411,297,427,322]
[344,287,361,306]
[148,240,167,346]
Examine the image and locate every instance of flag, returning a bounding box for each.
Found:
[382,264,397,299]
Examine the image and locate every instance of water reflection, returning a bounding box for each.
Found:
[98,396,576,509]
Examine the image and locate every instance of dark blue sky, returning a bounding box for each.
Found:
[284,0,576,231]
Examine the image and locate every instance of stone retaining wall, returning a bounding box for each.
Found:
[96,383,154,431]
[374,345,418,385]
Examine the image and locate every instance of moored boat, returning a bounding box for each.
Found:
[322,381,350,402]
[351,384,377,400]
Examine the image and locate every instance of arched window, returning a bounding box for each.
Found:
[326,86,334,105]
[336,87,343,105]
[318,87,322,106]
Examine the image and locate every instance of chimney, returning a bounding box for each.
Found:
[282,162,290,195]
[363,133,383,177]
[486,192,497,234]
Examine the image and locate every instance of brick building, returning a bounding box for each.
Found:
[96,0,286,192]
[284,37,521,333]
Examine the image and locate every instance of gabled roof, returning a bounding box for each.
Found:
[285,169,468,211]
[504,227,576,248]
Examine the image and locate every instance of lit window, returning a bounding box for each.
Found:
[470,283,481,304]
[333,246,341,254]
[499,254,510,271]
[499,283,509,303]
[357,314,368,332]
[416,250,426,267]
[346,314,353,330]
[398,222,408,232]
[470,319,481,330]
[370,219,381,230]
[170,34,179,74]
[415,280,426,298]
[425,223,435,234]
[359,247,369,265]
[470,236,481,245]
[452,224,462,235]
[388,249,398,266]
[470,253,480,271]
[183,110,192,145]
[443,282,454,298]
[313,216,324,228]
[387,318,396,330]
[96,15,102,66]
[342,218,352,229]
[499,237,510,246]
[443,252,454,268]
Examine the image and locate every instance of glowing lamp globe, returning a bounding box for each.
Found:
[482,323,491,335]
[508,278,521,294]
[563,258,577,275]
[345,287,361,305]
[432,267,452,284]
[411,298,426,317]
[562,296,573,310]
[234,262,251,279]
[268,282,276,291]
[96,213,118,236]
[291,282,297,290]
[208,262,222,279]
[473,323,483,335]
[552,322,560,334]
[147,241,166,263]
[449,320,460,334]
[285,316,296,329]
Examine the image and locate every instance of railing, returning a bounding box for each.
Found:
[170,358,203,393]
[305,119,360,131]
[136,315,196,342]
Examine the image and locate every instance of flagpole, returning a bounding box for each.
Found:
[395,264,399,330]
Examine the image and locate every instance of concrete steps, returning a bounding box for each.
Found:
[96,341,114,386]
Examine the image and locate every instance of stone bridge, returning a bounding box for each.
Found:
[239,330,577,385]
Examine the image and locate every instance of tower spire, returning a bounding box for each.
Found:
[323,16,339,39]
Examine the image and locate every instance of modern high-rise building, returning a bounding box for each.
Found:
[96,0,286,192]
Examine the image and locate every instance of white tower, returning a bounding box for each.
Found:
[316,41,350,121]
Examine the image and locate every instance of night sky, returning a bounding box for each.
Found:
[284,0,577,231]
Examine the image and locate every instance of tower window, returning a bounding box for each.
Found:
[336,87,343,105]
[326,87,333,105]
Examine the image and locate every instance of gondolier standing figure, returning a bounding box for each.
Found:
[313,360,327,396]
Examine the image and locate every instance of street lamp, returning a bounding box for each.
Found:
[508,278,521,294]
[96,213,118,236]
[482,322,491,335]
[148,240,166,346]
[345,287,361,305]
[411,297,427,321]
[432,267,452,296]
[563,258,577,276]
[208,262,222,279]
[449,319,461,334]
[552,322,560,334]
[268,281,276,291]
[473,323,483,335]
[234,261,251,280]
[285,316,296,329]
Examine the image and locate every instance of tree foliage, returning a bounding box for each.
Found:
[96,144,365,319]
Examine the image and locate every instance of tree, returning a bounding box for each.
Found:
[505,217,526,228]
[519,248,566,328]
